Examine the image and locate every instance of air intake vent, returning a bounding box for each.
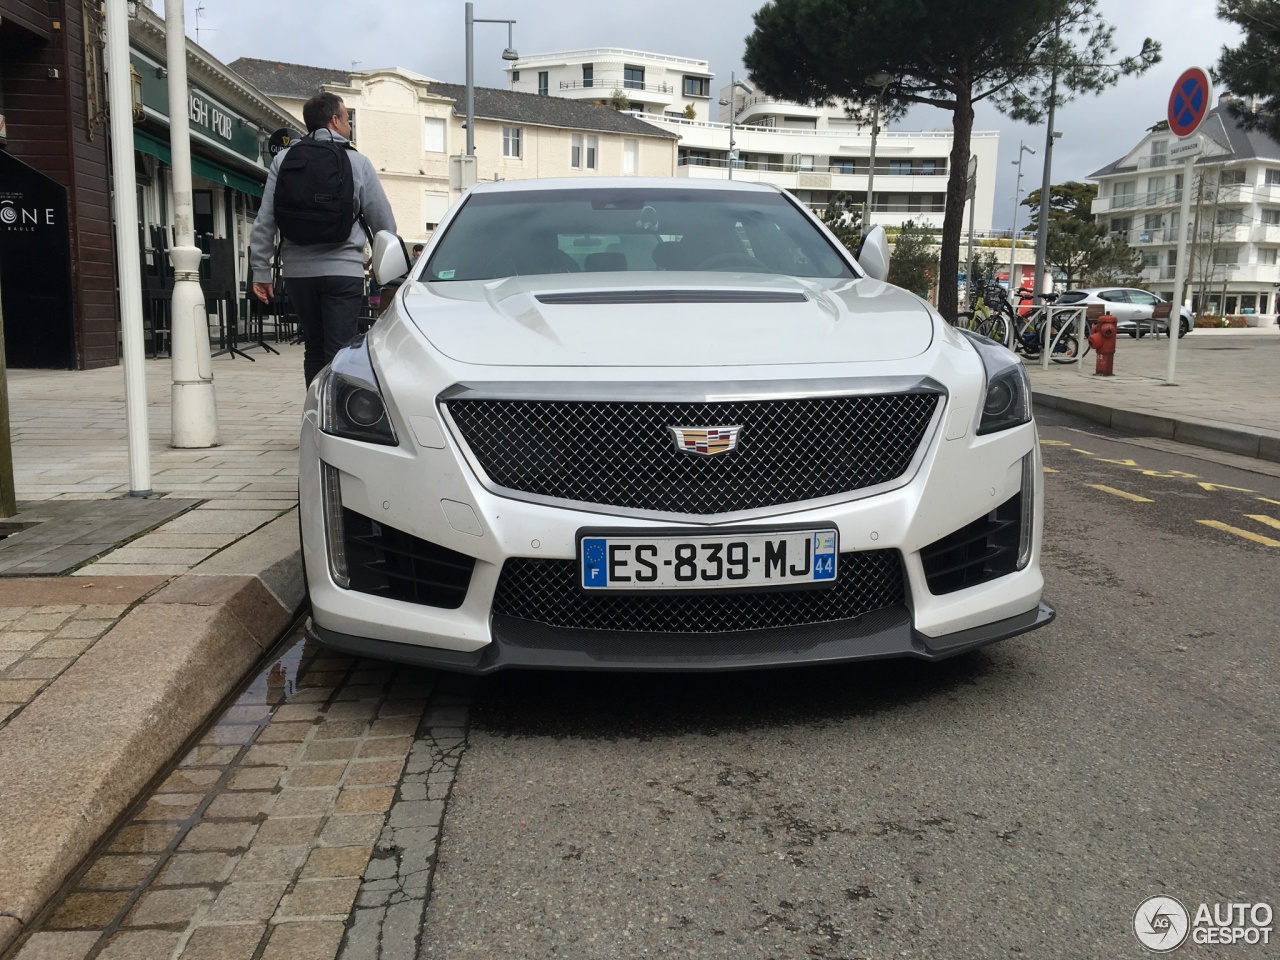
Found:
[342,509,475,608]
[920,494,1022,595]
[535,290,809,305]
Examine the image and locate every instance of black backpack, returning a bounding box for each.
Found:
[273,136,363,245]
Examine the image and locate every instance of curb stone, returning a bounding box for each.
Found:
[0,510,306,957]
[1033,391,1280,464]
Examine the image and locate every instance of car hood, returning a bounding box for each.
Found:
[397,273,936,367]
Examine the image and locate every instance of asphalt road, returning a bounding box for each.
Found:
[417,411,1280,960]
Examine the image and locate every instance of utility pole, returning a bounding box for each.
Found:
[165,0,219,447]
[1033,22,1062,304]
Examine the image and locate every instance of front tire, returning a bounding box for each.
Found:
[1178,318,1190,338]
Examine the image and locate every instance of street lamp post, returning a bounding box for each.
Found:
[716,72,751,180]
[464,2,518,158]
[1008,141,1036,293]
[164,0,218,447]
[863,72,892,233]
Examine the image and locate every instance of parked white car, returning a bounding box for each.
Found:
[299,179,1052,672]
[1056,287,1194,338]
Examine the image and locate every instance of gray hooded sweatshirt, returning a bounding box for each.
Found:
[249,128,396,283]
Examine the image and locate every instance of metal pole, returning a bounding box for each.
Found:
[164,0,218,447]
[865,96,880,231]
[1168,154,1196,384]
[966,189,976,309]
[1033,24,1061,305]
[728,71,735,181]
[465,2,475,156]
[104,0,153,492]
[1008,142,1033,293]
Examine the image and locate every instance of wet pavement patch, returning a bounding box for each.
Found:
[8,627,449,960]
[0,499,202,576]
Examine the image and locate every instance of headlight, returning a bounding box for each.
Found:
[958,329,1032,435]
[318,337,398,445]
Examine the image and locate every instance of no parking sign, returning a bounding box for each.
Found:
[1168,67,1211,138]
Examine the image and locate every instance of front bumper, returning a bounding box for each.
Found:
[307,600,1055,674]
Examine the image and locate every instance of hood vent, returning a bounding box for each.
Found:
[535,290,809,306]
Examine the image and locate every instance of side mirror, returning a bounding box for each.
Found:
[371,230,411,285]
[855,225,890,282]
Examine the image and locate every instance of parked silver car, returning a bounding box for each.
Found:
[1056,287,1194,338]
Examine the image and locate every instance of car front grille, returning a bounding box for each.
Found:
[445,393,940,515]
[490,550,905,634]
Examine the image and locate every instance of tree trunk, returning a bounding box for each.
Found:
[939,96,974,322]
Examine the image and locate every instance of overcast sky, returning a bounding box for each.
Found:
[169,0,1244,229]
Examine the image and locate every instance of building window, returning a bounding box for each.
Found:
[888,159,911,175]
[1150,139,1167,166]
[1267,169,1280,186]
[832,158,855,174]
[623,138,639,175]
[1113,181,1136,207]
[503,126,522,159]
[424,117,445,153]
[1220,168,1246,185]
[1212,247,1239,264]
[624,65,645,90]
[1110,216,1131,235]
[921,159,941,175]
[571,133,583,169]
[538,71,549,96]
[1141,252,1159,268]
[683,75,709,97]
[511,70,520,82]
[1217,209,1243,225]
[1263,209,1280,225]
[1259,249,1278,265]
[664,110,684,119]
[582,64,593,88]
[585,135,598,170]
[1144,214,1163,229]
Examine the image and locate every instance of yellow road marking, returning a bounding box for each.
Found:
[1043,466,1058,474]
[1257,497,1280,507]
[1071,448,1095,455]
[1094,457,1140,466]
[1137,469,1199,479]
[1086,484,1154,502]
[1039,439,1072,446]
[1198,520,1280,547]
[1246,514,1280,531]
[1197,482,1258,494]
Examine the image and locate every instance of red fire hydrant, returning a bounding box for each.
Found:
[1087,312,1118,376]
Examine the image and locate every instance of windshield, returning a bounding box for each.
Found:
[422,187,856,282]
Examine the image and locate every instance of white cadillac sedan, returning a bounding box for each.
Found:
[299,179,1053,672]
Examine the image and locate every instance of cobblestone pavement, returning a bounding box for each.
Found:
[7,627,473,960]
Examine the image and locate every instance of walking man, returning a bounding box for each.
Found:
[250,92,396,384]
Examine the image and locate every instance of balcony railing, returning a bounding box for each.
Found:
[677,155,948,177]
[561,79,672,94]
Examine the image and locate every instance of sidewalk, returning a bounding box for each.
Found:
[0,346,308,956]
[1,328,1278,955]
[1024,325,1280,463]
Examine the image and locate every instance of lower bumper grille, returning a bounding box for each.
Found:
[920,494,1022,595]
[491,550,905,634]
[343,509,475,608]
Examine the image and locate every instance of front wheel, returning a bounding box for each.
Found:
[1178,318,1190,338]
[1050,322,1080,363]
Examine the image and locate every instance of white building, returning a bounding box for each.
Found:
[229,59,678,246]
[1089,100,1280,316]
[507,48,1000,233]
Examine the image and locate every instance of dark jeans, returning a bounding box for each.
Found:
[286,276,364,385]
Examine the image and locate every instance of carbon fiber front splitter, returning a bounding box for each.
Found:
[307,600,1055,674]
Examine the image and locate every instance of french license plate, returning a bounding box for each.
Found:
[579,529,838,591]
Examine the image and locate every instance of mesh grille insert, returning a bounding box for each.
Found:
[446,393,939,514]
[491,550,905,634]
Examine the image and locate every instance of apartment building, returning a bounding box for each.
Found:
[231,59,678,246]
[1090,100,1280,316]
[506,48,1000,232]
